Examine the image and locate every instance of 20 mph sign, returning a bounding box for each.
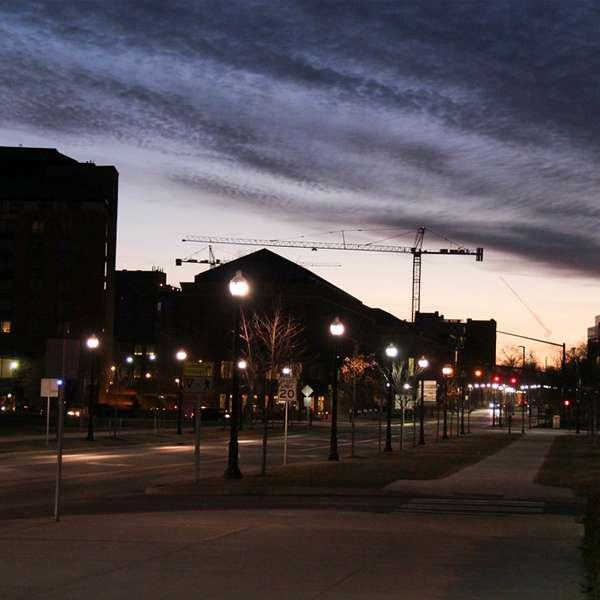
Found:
[278,379,297,402]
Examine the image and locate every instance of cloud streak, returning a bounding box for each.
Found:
[1,1,599,275]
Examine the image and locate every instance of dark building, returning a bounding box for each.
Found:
[0,147,118,408]
[110,268,179,407]
[162,249,412,415]
[414,311,497,372]
[588,315,600,366]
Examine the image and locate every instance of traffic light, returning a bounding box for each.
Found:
[493,375,501,383]
[474,369,483,378]
[564,400,570,407]
[509,377,517,385]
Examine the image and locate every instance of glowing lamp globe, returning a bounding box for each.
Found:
[229,270,249,298]
[329,317,345,337]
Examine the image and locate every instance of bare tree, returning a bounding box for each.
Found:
[500,345,522,367]
[240,305,304,475]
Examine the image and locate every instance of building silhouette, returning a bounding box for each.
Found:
[0,147,118,408]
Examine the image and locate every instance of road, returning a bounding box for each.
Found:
[1,413,470,520]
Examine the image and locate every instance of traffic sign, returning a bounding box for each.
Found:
[302,385,313,397]
[40,378,59,398]
[278,378,298,402]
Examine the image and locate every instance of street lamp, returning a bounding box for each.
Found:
[417,356,429,445]
[328,317,345,461]
[85,335,100,441]
[225,270,249,479]
[442,365,453,440]
[175,349,187,435]
[384,343,399,452]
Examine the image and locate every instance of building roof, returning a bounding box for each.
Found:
[0,147,79,164]
[185,248,367,308]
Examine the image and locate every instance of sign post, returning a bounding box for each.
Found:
[54,384,64,521]
[41,378,59,446]
[278,378,297,466]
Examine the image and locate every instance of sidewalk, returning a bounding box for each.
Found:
[384,431,574,502]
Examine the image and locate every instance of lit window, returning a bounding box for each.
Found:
[32,220,45,234]
[1,320,10,333]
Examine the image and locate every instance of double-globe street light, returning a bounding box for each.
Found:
[384,343,399,452]
[85,335,100,442]
[224,270,250,479]
[175,349,188,435]
[418,356,429,445]
[328,316,345,461]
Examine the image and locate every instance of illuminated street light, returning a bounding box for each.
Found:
[418,356,429,445]
[229,270,249,298]
[328,317,345,461]
[125,356,133,364]
[225,271,250,479]
[384,343,398,452]
[238,359,247,370]
[86,335,99,350]
[329,316,345,337]
[175,349,187,435]
[385,343,398,359]
[85,335,100,442]
[145,372,152,379]
[9,360,18,371]
[441,364,453,440]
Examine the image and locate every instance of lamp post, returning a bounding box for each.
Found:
[384,343,398,452]
[418,356,429,445]
[442,365,453,440]
[329,317,345,461]
[85,335,100,442]
[175,349,187,435]
[225,270,249,479]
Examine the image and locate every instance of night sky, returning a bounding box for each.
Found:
[1,2,599,355]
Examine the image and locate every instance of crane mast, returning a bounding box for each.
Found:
[181,232,483,322]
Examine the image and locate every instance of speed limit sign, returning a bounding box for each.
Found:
[278,379,297,402]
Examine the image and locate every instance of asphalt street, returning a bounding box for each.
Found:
[1,415,457,520]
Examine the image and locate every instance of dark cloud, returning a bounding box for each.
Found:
[1,1,599,276]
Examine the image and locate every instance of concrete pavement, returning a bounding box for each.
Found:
[384,431,574,503]
[0,508,582,599]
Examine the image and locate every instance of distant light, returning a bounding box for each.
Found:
[125,356,133,364]
[403,383,411,390]
[474,369,483,377]
[442,365,454,377]
[282,366,291,375]
[148,353,156,361]
[57,379,63,386]
[229,270,249,298]
[145,372,152,379]
[418,356,429,369]
[110,365,116,372]
[385,343,398,359]
[238,359,247,370]
[86,335,100,350]
[9,360,19,370]
[176,350,187,362]
[329,317,345,337]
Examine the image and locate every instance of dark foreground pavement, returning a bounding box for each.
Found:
[1,508,582,600]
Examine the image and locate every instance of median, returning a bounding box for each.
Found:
[146,433,514,496]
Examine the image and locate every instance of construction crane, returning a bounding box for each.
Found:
[176,245,222,268]
[181,228,484,321]
[176,245,341,270]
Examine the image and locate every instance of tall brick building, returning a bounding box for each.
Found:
[0,147,118,408]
